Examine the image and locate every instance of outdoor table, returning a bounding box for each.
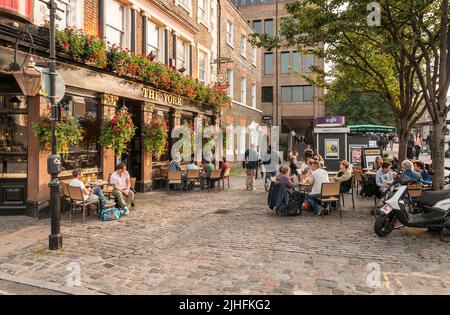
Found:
[86,180,108,188]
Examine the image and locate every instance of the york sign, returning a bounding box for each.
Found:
[142,87,182,106]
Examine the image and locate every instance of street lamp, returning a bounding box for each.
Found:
[40,0,64,250]
[12,58,41,97]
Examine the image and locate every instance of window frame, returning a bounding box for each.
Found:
[197,0,210,28]
[264,52,273,75]
[198,49,208,84]
[240,35,247,58]
[281,85,315,103]
[146,20,161,59]
[105,0,125,47]
[280,51,290,74]
[226,69,234,98]
[240,77,247,105]
[176,0,193,16]
[262,86,273,103]
[264,19,273,36]
[226,21,234,47]
[252,20,261,33]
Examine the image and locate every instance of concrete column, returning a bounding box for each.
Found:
[99,93,119,181]
[26,96,51,218]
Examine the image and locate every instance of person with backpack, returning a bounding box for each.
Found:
[244,145,259,191]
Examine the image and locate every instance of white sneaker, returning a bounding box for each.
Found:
[123,207,129,216]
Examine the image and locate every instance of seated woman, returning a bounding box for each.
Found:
[333,160,353,193]
[373,156,383,171]
[276,165,295,191]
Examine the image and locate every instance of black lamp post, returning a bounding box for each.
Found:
[40,0,63,250]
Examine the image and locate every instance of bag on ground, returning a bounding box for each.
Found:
[99,208,124,221]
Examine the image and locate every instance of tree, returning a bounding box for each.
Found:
[249,0,425,162]
[325,80,395,126]
[378,0,449,189]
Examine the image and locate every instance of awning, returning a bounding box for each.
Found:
[349,125,396,133]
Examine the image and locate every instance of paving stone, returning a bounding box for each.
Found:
[0,177,449,295]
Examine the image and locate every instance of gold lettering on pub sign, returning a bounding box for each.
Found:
[142,87,182,106]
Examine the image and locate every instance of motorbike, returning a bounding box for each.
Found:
[374,185,450,239]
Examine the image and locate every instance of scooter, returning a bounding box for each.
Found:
[374,186,450,239]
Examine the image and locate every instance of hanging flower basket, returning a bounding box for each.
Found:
[100,108,137,156]
[142,115,169,158]
[32,112,84,154]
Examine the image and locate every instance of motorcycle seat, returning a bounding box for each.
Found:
[420,189,450,206]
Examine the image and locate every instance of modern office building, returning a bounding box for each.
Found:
[231,0,325,145]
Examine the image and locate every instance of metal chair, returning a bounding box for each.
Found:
[167,171,183,190]
[353,169,364,196]
[67,186,99,223]
[207,170,222,192]
[341,175,355,210]
[318,182,342,218]
[184,169,201,191]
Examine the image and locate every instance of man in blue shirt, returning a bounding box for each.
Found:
[395,160,421,184]
[375,162,394,193]
[414,160,432,184]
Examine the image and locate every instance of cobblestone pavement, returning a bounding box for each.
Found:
[0,176,449,295]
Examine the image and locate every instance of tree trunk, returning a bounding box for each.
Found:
[397,121,409,162]
[431,115,447,190]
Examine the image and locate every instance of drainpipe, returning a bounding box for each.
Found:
[218,0,222,77]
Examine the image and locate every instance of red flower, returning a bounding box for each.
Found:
[112,119,117,125]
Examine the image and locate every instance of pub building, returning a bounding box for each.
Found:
[0,8,233,218]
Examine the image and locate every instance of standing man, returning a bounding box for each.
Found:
[110,163,135,212]
[244,145,259,191]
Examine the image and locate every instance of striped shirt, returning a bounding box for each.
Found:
[168,160,181,171]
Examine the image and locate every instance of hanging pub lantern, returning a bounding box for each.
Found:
[13,58,41,96]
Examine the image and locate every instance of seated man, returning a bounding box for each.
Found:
[200,160,215,189]
[110,163,134,212]
[69,169,107,211]
[395,160,421,184]
[375,162,394,193]
[186,159,199,170]
[305,161,330,215]
[168,157,181,171]
[414,160,432,184]
[333,160,353,193]
[276,165,295,192]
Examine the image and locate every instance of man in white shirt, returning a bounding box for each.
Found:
[69,169,107,210]
[186,159,199,170]
[305,161,330,215]
[110,163,134,211]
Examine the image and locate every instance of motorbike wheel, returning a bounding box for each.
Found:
[374,214,395,237]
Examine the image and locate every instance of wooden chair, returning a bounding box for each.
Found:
[318,182,342,218]
[353,169,364,196]
[340,175,355,210]
[207,170,222,192]
[130,177,137,192]
[167,171,183,190]
[407,183,423,198]
[67,186,99,223]
[220,167,231,189]
[102,173,114,199]
[184,169,201,191]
